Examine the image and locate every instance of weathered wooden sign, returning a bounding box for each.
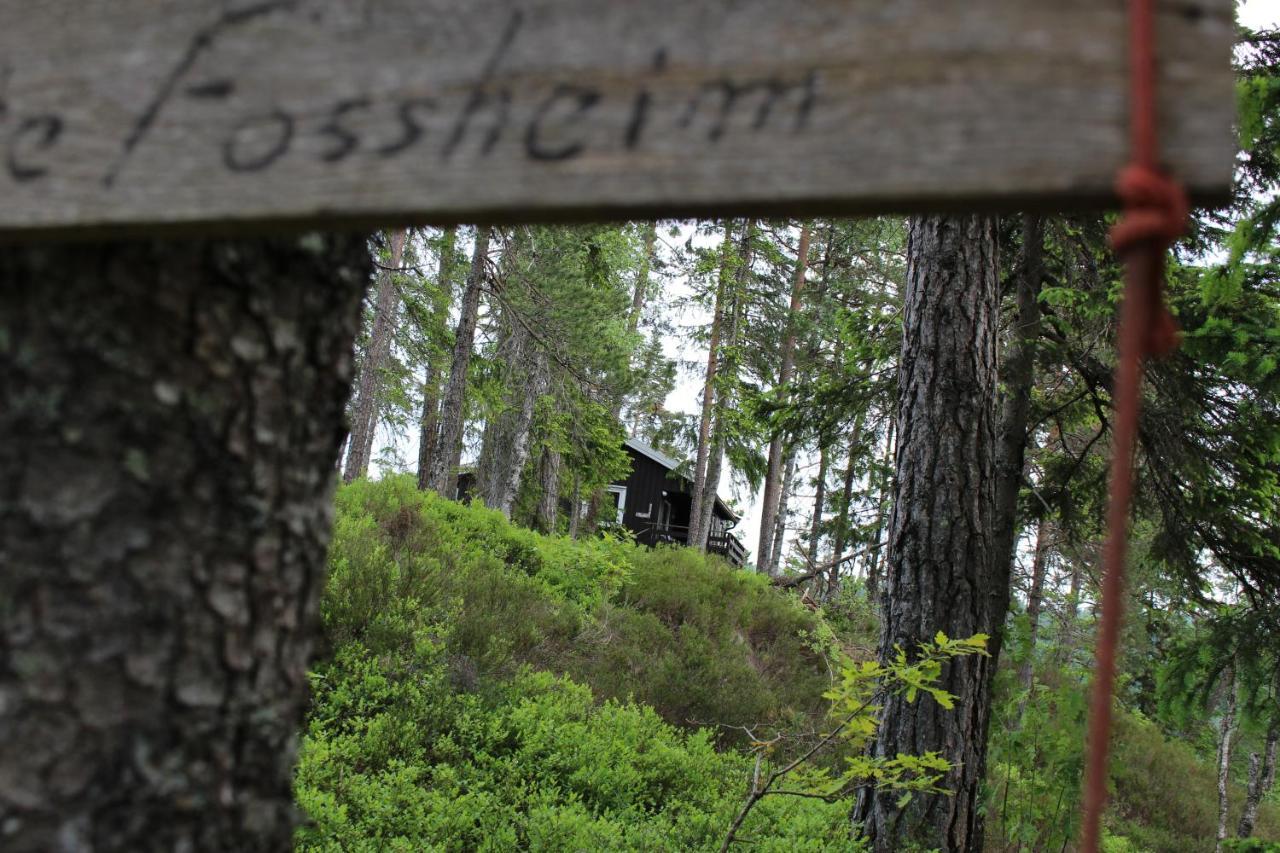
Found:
[0,0,1234,235]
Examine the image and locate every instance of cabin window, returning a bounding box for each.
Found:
[604,485,627,525]
[658,495,673,530]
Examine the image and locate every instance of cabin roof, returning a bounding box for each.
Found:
[622,437,740,523]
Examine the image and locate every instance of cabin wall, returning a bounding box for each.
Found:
[616,449,680,533]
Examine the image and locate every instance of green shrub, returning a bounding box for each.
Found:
[570,545,832,738]
[323,477,832,737]
[296,629,854,850]
[298,477,852,849]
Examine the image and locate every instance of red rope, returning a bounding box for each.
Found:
[1078,0,1188,849]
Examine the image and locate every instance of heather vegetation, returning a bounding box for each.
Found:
[295,479,1280,851]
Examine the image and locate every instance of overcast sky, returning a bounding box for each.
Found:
[1241,0,1279,28]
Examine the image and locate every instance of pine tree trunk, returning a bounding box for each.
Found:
[630,223,658,335]
[993,213,1045,675]
[418,363,441,491]
[344,228,407,482]
[1018,519,1052,692]
[568,476,583,539]
[1239,672,1278,838]
[768,452,797,574]
[832,433,860,564]
[865,415,895,606]
[1218,665,1239,853]
[495,350,546,519]
[759,223,812,572]
[430,226,491,495]
[690,223,735,550]
[418,226,458,490]
[536,445,562,534]
[854,214,1000,853]
[695,222,752,551]
[1238,731,1276,840]
[811,444,829,563]
[0,235,369,850]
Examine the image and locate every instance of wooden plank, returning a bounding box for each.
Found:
[0,0,1235,235]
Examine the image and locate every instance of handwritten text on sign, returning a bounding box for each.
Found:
[0,0,1234,234]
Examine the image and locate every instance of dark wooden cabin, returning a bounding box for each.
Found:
[604,438,747,567]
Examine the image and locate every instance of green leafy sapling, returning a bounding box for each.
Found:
[720,632,989,851]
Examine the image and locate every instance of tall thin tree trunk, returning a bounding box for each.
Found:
[865,415,895,605]
[832,431,860,564]
[535,444,562,533]
[0,236,369,850]
[811,444,829,562]
[768,451,797,574]
[418,226,458,490]
[759,223,812,572]
[344,228,408,482]
[690,223,735,549]
[429,226,491,496]
[695,222,752,551]
[418,363,442,490]
[1019,519,1053,692]
[1239,716,1278,839]
[1218,664,1239,853]
[495,350,546,519]
[568,475,583,539]
[630,223,658,336]
[854,215,1000,853]
[993,212,1045,671]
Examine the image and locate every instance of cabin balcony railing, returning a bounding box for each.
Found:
[634,524,747,568]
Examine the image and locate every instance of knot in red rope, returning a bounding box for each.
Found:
[1108,164,1188,359]
[1110,164,1190,254]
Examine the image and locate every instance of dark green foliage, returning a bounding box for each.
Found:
[572,546,832,736]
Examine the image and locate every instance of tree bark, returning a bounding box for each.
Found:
[832,431,860,566]
[568,475,583,539]
[694,221,752,551]
[418,226,458,490]
[690,223,735,550]
[759,223,812,573]
[1217,664,1239,853]
[865,415,895,606]
[810,444,829,564]
[417,362,442,491]
[854,215,1000,853]
[1018,519,1053,692]
[768,452,797,574]
[993,212,1045,665]
[1239,668,1278,838]
[536,444,562,534]
[494,349,546,519]
[429,226,491,496]
[629,223,658,336]
[344,228,407,482]
[0,235,369,851]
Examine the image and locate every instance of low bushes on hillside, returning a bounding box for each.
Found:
[298,477,855,850]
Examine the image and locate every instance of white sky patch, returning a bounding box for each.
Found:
[1240,0,1279,28]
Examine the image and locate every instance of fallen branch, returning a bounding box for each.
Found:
[771,541,883,590]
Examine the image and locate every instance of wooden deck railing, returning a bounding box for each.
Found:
[634,524,747,568]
